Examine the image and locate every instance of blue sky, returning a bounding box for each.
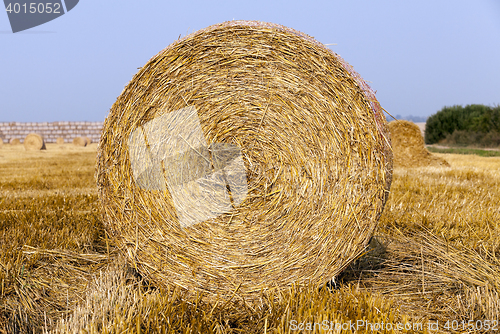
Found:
[0,0,499,122]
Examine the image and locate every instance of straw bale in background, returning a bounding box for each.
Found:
[24,133,46,151]
[388,120,449,168]
[73,137,87,147]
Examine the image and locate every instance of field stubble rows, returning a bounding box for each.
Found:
[0,144,500,333]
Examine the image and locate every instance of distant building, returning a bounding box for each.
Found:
[386,115,428,123]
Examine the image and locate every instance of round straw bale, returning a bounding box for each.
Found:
[83,136,92,145]
[56,137,65,145]
[388,120,449,168]
[97,21,393,301]
[24,133,46,151]
[73,137,87,147]
[0,138,3,148]
[10,138,21,145]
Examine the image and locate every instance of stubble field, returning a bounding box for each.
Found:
[0,143,499,333]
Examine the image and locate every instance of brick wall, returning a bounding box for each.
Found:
[0,121,103,144]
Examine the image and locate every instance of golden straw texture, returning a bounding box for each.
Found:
[24,133,46,151]
[73,137,87,147]
[9,138,21,145]
[388,120,449,168]
[97,21,393,301]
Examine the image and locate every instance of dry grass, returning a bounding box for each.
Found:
[0,144,104,333]
[347,153,500,324]
[1,145,499,332]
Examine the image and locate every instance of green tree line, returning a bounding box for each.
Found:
[425,104,500,147]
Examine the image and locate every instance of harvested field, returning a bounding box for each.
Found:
[1,144,499,333]
[415,122,426,136]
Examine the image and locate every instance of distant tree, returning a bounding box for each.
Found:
[425,104,500,146]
